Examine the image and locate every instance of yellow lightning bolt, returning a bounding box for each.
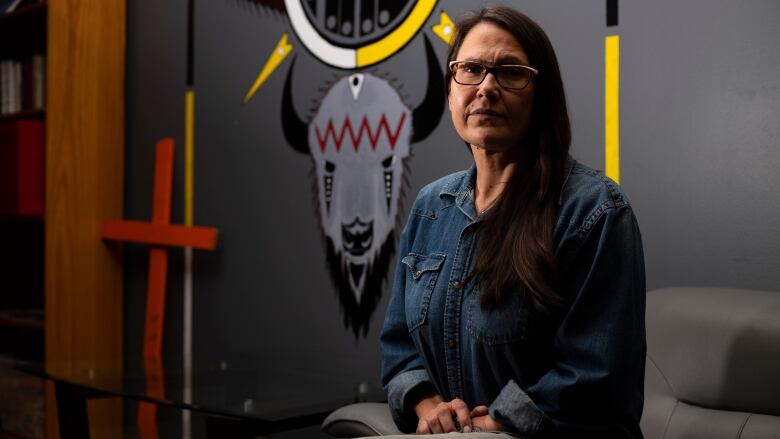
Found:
[243,33,294,104]
[432,11,456,45]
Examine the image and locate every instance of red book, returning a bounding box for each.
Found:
[0,119,45,216]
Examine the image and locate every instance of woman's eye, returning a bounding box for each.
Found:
[462,63,483,74]
[501,67,525,78]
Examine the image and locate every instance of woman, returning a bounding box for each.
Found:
[380,6,646,438]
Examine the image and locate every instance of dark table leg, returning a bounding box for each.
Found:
[54,381,91,439]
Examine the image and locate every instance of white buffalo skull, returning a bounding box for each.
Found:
[281,36,443,336]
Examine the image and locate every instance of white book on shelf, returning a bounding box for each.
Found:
[13,60,23,113]
[6,60,16,114]
[1,60,8,115]
[32,54,44,110]
[8,60,17,114]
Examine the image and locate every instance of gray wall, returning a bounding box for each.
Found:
[621,0,780,291]
[124,0,780,435]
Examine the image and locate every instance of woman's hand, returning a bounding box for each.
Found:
[469,405,507,432]
[415,396,476,434]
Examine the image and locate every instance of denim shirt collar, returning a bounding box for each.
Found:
[437,155,577,222]
[439,164,478,222]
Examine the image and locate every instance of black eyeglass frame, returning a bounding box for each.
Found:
[448,61,539,90]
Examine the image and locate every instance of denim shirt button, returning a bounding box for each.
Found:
[414,271,422,279]
[448,339,455,348]
[452,281,462,290]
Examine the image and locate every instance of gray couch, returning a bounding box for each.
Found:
[641,287,780,438]
[323,287,780,438]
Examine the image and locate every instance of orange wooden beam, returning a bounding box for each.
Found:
[100,138,219,438]
[138,246,167,439]
[141,138,174,439]
[101,220,218,250]
[96,138,220,438]
[152,139,174,226]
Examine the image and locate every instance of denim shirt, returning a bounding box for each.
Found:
[380,158,646,437]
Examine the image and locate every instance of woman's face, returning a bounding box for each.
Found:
[448,22,535,152]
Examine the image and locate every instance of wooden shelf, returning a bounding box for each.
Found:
[0,215,44,223]
[0,213,44,222]
[0,110,45,124]
[0,430,33,439]
[0,310,44,330]
[0,318,44,330]
[0,0,125,436]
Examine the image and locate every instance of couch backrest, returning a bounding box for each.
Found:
[641,287,780,439]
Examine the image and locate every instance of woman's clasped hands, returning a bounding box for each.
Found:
[414,395,506,434]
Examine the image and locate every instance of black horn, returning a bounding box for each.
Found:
[411,34,445,143]
[282,56,310,154]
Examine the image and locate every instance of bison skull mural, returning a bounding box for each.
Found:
[282,36,443,336]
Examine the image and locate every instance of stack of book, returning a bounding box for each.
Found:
[0,55,44,115]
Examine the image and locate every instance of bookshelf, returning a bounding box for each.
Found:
[0,3,47,438]
[0,0,47,364]
[1,0,125,438]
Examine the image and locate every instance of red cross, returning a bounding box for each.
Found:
[101,138,218,438]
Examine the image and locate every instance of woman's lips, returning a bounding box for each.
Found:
[469,109,503,120]
[469,109,502,117]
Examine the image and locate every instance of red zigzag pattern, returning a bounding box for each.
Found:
[314,113,407,152]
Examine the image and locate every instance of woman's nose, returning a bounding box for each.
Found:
[476,72,501,97]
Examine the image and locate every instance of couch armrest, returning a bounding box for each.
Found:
[321,403,403,437]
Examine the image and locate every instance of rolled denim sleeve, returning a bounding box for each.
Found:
[490,204,646,436]
[380,215,435,432]
[385,369,433,431]
[489,379,545,432]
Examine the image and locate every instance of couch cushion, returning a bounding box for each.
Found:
[740,414,780,439]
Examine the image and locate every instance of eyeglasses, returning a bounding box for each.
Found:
[448,61,538,90]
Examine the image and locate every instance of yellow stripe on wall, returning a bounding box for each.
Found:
[185,90,195,226]
[605,35,620,184]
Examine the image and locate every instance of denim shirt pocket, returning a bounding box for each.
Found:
[401,253,446,332]
[466,288,531,345]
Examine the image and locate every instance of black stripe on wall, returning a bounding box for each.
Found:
[187,0,194,85]
[607,0,618,27]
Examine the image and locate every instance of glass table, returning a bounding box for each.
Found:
[7,358,384,438]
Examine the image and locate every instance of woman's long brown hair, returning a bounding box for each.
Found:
[446,7,572,311]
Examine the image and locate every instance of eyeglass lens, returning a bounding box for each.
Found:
[453,62,532,89]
